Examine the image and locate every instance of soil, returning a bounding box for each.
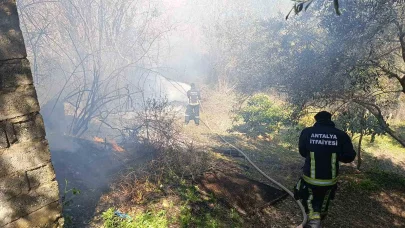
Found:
[48,134,151,227]
[197,170,287,215]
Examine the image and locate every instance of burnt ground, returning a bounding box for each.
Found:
[197,171,287,215]
[91,154,293,228]
[202,151,305,228]
[48,134,151,227]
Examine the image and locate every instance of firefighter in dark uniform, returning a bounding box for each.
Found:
[185,83,201,125]
[295,111,356,228]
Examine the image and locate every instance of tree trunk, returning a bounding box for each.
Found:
[355,100,405,147]
[357,131,364,170]
[383,127,405,147]
[399,30,405,69]
[370,132,376,143]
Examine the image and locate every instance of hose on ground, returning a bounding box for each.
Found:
[199,118,307,227]
[162,79,307,226]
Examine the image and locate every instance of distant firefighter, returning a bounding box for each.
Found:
[185,83,201,125]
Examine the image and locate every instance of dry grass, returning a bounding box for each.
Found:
[93,89,405,228]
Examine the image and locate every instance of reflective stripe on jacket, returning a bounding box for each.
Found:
[187,89,200,105]
[299,120,356,186]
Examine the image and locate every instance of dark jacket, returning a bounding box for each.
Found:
[187,88,201,105]
[298,120,356,186]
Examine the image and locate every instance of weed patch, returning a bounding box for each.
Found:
[102,208,168,228]
[366,169,405,190]
[345,169,405,193]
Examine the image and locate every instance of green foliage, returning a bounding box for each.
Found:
[367,169,405,190]
[61,179,80,227]
[64,215,73,226]
[233,94,290,136]
[179,204,242,228]
[177,182,242,228]
[278,126,305,149]
[240,0,405,146]
[356,178,380,192]
[179,185,201,203]
[334,107,384,137]
[346,169,405,193]
[229,208,243,225]
[286,0,340,19]
[102,208,168,228]
[178,183,220,227]
[62,179,81,207]
[179,204,193,227]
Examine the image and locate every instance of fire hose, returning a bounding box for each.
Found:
[199,116,307,227]
[165,79,307,226]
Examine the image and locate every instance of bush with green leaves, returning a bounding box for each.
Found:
[334,107,386,169]
[232,94,290,136]
[334,108,384,139]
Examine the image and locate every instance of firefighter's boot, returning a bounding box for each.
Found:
[304,219,321,228]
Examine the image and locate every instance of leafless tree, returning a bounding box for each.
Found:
[18,0,176,137]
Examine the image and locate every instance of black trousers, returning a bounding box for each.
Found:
[295,179,336,221]
[185,104,200,124]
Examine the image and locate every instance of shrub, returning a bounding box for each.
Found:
[232,94,290,136]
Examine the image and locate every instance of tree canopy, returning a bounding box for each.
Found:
[215,0,405,146]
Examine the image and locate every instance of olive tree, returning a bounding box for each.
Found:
[18,0,175,136]
[234,0,405,147]
[334,107,385,169]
